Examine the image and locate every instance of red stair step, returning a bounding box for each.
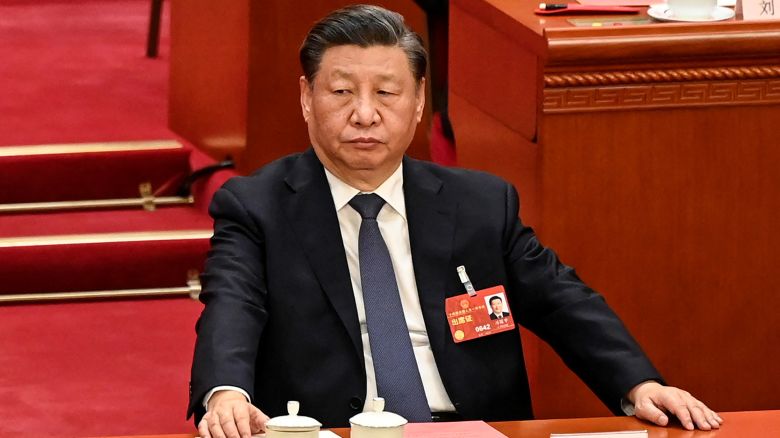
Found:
[0,207,214,295]
[0,205,214,238]
[0,140,191,204]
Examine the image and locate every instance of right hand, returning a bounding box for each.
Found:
[198,390,270,438]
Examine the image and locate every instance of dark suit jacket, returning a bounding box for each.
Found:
[189,149,662,426]
[490,312,510,320]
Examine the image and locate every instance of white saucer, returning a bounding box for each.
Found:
[647,5,735,22]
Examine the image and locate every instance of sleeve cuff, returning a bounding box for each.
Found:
[620,397,635,416]
[203,386,252,410]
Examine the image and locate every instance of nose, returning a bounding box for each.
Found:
[350,94,380,127]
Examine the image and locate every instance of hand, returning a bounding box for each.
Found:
[198,390,270,438]
[628,381,723,431]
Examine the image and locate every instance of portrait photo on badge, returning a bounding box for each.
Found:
[486,293,511,320]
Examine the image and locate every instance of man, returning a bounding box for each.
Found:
[489,295,510,320]
[190,5,723,438]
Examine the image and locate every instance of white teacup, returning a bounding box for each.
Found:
[666,0,718,19]
[349,398,407,438]
[265,401,321,438]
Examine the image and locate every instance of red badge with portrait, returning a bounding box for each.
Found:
[445,285,515,343]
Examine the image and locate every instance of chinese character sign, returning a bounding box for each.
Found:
[743,0,778,19]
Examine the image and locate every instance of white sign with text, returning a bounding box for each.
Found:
[742,0,779,19]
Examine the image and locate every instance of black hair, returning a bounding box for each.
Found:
[300,4,427,84]
[489,295,503,304]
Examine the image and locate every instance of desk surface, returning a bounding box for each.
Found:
[452,0,780,65]
[489,410,780,437]
[100,410,780,438]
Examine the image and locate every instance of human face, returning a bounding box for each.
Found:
[491,298,503,315]
[300,44,425,190]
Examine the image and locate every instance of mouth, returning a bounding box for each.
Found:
[346,137,383,147]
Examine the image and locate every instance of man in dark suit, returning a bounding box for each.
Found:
[488,295,510,320]
[191,5,722,438]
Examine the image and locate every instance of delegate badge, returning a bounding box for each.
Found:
[445,284,516,343]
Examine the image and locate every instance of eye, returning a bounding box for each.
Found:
[377,90,394,96]
[333,89,350,95]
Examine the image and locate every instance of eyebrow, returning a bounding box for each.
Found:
[330,69,399,83]
[331,70,353,80]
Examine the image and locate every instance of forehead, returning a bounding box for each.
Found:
[316,44,414,83]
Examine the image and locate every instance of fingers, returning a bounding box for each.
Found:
[638,386,723,431]
[249,405,271,433]
[668,401,696,431]
[689,405,710,431]
[633,398,669,427]
[669,394,723,431]
[689,401,723,430]
[198,418,212,438]
[201,405,254,438]
[202,390,258,438]
[205,410,228,438]
[203,411,227,438]
[220,408,244,437]
[232,404,253,438]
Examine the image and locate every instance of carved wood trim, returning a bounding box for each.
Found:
[543,79,780,113]
[545,66,780,88]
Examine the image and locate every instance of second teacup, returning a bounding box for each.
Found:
[666,0,718,19]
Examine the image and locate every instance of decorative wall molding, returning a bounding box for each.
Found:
[544,66,780,88]
[543,79,780,113]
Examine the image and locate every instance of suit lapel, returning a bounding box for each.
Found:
[283,149,362,362]
[403,157,458,355]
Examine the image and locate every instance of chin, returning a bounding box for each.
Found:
[343,150,387,168]
[345,158,383,172]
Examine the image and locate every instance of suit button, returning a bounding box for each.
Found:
[349,397,363,410]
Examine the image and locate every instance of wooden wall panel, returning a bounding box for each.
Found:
[169,0,249,160]
[170,0,431,174]
[534,105,780,417]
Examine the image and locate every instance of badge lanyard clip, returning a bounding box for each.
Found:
[457,265,477,297]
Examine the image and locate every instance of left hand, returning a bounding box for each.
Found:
[627,381,724,431]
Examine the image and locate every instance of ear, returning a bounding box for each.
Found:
[299,75,312,122]
[414,77,426,123]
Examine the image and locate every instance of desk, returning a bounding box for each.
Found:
[99,410,780,437]
[450,0,780,419]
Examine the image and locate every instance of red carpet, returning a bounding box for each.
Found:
[0,299,201,437]
[0,1,209,436]
[0,0,172,146]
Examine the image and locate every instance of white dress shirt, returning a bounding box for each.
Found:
[205,163,455,414]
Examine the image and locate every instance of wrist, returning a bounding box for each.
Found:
[203,386,251,410]
[208,389,249,410]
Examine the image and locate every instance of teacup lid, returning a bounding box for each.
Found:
[266,401,322,432]
[349,398,408,429]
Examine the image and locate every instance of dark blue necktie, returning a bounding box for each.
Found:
[349,193,431,422]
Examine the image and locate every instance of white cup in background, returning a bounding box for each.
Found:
[667,0,718,18]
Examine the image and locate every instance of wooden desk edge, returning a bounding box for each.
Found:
[93,410,780,438]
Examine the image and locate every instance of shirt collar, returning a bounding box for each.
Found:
[324,163,406,220]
